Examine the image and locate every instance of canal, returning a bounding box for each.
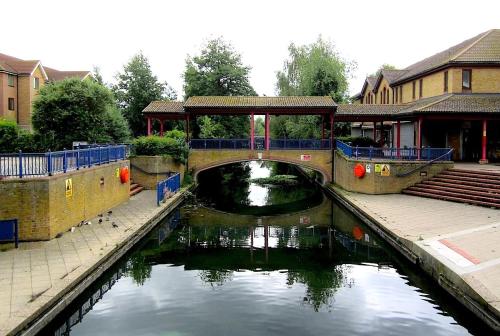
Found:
[39,161,489,335]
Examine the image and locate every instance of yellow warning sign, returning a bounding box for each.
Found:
[65,178,73,197]
[374,164,382,173]
[115,168,120,178]
[381,164,391,176]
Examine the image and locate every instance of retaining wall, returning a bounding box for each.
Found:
[130,156,184,189]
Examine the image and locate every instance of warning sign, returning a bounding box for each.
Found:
[115,168,120,178]
[380,164,391,176]
[65,178,73,197]
[365,164,372,173]
[374,164,382,173]
[300,154,311,161]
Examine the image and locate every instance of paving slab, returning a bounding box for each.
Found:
[330,186,500,330]
[0,189,186,336]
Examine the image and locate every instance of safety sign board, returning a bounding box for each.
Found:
[365,164,372,173]
[65,178,73,197]
[380,164,391,176]
[374,164,381,173]
[300,154,311,161]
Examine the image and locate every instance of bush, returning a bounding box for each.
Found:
[0,119,19,152]
[133,135,189,163]
[337,136,379,147]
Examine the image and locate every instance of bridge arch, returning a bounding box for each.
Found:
[188,149,332,185]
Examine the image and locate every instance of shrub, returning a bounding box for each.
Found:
[133,135,189,163]
[0,119,19,152]
[337,136,379,147]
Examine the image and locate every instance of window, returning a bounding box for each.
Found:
[462,69,471,90]
[33,77,39,90]
[412,81,416,100]
[444,71,448,92]
[399,86,403,103]
[393,88,396,104]
[8,74,15,87]
[8,98,15,111]
[419,79,423,98]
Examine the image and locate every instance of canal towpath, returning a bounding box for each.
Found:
[0,189,188,336]
[328,186,500,331]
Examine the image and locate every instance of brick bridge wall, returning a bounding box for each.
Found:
[188,149,333,184]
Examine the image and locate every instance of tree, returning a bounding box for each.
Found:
[114,52,177,137]
[32,78,130,150]
[254,117,265,136]
[370,64,397,78]
[92,66,105,86]
[183,38,256,138]
[273,37,355,138]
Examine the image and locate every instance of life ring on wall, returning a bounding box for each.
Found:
[120,167,129,183]
[354,163,365,178]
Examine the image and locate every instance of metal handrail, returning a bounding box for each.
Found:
[396,148,454,177]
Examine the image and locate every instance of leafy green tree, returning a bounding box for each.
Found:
[273,37,355,138]
[183,38,256,138]
[114,52,177,137]
[32,78,130,150]
[92,66,105,86]
[254,117,265,136]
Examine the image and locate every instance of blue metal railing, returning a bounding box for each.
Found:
[189,139,332,150]
[157,173,181,206]
[336,140,453,161]
[0,145,128,178]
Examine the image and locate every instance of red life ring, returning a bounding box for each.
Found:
[120,167,129,183]
[354,163,365,178]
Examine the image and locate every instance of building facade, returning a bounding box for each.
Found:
[0,53,91,130]
[349,29,500,162]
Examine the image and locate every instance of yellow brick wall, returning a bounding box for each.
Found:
[0,161,130,241]
[17,76,31,128]
[469,68,500,93]
[376,78,392,104]
[1,74,18,121]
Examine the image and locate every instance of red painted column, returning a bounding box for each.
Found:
[417,117,423,160]
[250,113,255,150]
[265,113,270,150]
[480,119,488,163]
[396,121,401,158]
[330,112,334,148]
[147,117,151,136]
[321,115,325,141]
[159,119,164,136]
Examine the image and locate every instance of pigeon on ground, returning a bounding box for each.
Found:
[98,219,103,224]
[56,233,63,238]
[112,222,118,228]
[98,214,103,217]
[107,210,113,215]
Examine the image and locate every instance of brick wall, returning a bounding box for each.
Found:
[130,156,185,189]
[0,161,130,241]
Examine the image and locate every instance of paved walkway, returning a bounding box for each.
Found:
[330,187,500,329]
[454,162,500,172]
[0,190,185,336]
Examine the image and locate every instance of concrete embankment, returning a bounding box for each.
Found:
[0,188,190,336]
[324,185,500,332]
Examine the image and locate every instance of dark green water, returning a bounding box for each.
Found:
[39,162,490,336]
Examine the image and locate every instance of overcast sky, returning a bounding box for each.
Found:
[3,0,499,99]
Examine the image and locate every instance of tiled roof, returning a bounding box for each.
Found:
[365,76,377,88]
[406,94,500,114]
[184,96,336,108]
[394,29,500,84]
[380,69,407,84]
[143,101,185,113]
[0,53,40,75]
[336,104,405,116]
[44,66,91,81]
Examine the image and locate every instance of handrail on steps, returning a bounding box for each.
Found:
[396,148,454,178]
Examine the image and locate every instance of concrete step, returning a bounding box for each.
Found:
[407,186,500,204]
[422,180,500,194]
[444,169,500,181]
[449,168,500,178]
[129,183,144,197]
[414,183,500,199]
[435,173,500,186]
[402,189,500,209]
[432,177,500,190]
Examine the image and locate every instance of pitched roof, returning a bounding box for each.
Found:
[361,76,377,95]
[336,104,406,118]
[44,66,91,81]
[184,96,336,108]
[398,93,500,115]
[0,53,40,75]
[393,29,500,84]
[143,101,185,114]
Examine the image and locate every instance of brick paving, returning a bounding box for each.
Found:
[332,187,500,326]
[0,190,185,335]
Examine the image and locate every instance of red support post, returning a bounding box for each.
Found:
[147,117,151,136]
[160,119,164,137]
[417,117,423,160]
[330,112,334,148]
[265,113,270,150]
[250,113,255,150]
[321,115,325,141]
[480,119,488,164]
[396,121,401,158]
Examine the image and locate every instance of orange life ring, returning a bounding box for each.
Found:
[120,167,129,183]
[354,163,365,178]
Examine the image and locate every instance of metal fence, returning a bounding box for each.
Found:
[0,145,128,178]
[336,140,453,161]
[189,138,332,150]
[157,173,181,206]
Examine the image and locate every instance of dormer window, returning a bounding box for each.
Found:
[462,69,471,91]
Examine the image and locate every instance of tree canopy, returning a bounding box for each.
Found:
[370,64,397,78]
[32,78,130,150]
[183,38,256,138]
[114,52,177,137]
[273,37,355,139]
